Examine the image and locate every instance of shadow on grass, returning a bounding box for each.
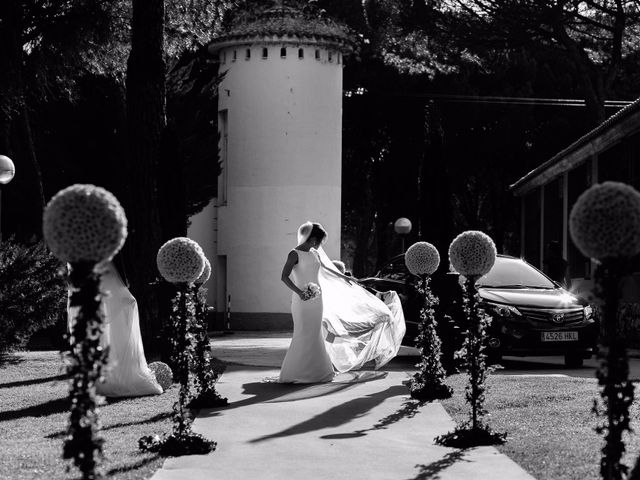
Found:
[321,397,423,440]
[0,373,68,389]
[497,357,596,378]
[103,412,172,431]
[0,396,69,422]
[105,455,159,475]
[249,384,407,443]
[409,450,469,480]
[0,353,25,367]
[47,411,173,439]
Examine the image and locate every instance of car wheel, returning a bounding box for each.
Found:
[564,353,584,368]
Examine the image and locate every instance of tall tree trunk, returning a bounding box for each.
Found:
[421,102,453,254]
[125,0,166,353]
[552,20,607,125]
[0,0,45,242]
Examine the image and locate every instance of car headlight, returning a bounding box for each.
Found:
[584,305,593,319]
[491,304,521,317]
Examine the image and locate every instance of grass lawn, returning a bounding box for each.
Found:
[441,373,640,480]
[0,351,180,480]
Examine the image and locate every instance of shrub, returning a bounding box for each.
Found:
[0,238,67,353]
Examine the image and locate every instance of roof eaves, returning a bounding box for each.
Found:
[510,97,640,195]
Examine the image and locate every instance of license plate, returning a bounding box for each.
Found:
[541,331,578,342]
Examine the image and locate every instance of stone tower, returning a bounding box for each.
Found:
[189,2,352,329]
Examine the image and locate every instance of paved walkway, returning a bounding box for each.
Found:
[150,332,535,480]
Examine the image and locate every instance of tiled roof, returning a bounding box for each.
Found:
[208,4,353,52]
[510,97,640,192]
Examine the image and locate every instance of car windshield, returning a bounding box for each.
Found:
[476,257,556,289]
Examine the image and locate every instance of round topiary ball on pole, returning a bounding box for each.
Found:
[139,237,216,456]
[437,230,505,448]
[43,184,127,479]
[570,181,640,480]
[189,256,228,409]
[404,242,452,401]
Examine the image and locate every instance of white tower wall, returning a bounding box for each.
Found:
[190,42,344,329]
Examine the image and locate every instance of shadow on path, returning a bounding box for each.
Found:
[409,450,469,480]
[249,384,407,443]
[321,397,423,440]
[0,396,69,422]
[105,455,159,475]
[0,373,68,389]
[199,371,389,418]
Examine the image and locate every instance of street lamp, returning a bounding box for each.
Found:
[394,217,412,253]
[0,155,16,242]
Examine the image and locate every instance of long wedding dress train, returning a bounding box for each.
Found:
[316,247,406,373]
[279,248,406,383]
[67,262,163,397]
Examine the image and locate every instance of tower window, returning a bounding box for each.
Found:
[298,48,304,59]
[315,50,321,60]
[337,53,341,64]
[262,47,268,59]
[328,52,333,62]
[280,47,287,58]
[245,48,251,60]
[232,50,237,62]
[221,51,226,64]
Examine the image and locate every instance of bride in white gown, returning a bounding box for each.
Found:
[279,221,406,383]
[67,260,162,397]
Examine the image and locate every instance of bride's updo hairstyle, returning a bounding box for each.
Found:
[308,223,328,244]
[298,221,328,245]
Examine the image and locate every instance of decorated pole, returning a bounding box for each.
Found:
[569,182,640,480]
[189,256,228,409]
[437,230,505,447]
[139,237,216,456]
[43,184,128,479]
[404,241,452,401]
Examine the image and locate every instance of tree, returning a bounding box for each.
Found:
[123,0,166,348]
[436,0,640,124]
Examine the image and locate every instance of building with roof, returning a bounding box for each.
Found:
[510,98,640,295]
[188,1,352,329]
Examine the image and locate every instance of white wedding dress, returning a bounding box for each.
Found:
[279,247,406,383]
[67,262,163,397]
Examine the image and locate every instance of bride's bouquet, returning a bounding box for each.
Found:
[301,282,321,301]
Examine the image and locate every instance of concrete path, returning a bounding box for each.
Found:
[150,332,535,480]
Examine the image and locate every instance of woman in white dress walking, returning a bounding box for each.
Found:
[279,221,406,383]
[68,259,162,397]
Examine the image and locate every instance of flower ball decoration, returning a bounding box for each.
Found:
[157,237,206,284]
[437,229,504,448]
[569,181,640,261]
[149,362,173,391]
[405,242,440,276]
[195,257,212,285]
[43,184,128,479]
[448,230,496,278]
[405,242,451,401]
[570,182,640,479]
[43,184,127,264]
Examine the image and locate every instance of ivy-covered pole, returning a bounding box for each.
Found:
[189,256,228,409]
[437,230,505,448]
[404,241,452,401]
[569,182,640,480]
[43,184,128,479]
[139,237,216,456]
